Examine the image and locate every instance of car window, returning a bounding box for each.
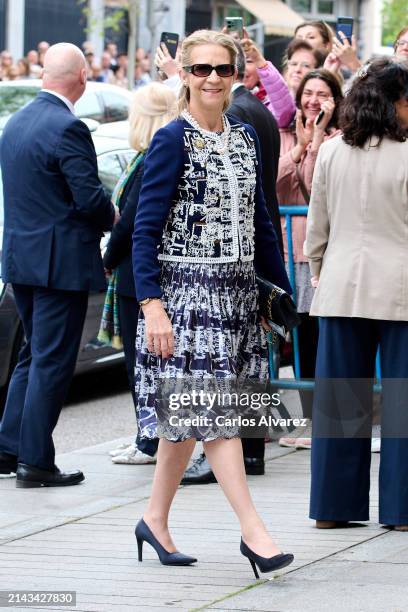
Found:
[74,91,104,122]
[97,152,123,197]
[0,86,38,117]
[100,90,130,122]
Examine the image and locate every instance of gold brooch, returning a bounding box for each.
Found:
[194,138,205,149]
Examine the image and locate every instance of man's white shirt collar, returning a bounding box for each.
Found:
[42,89,75,115]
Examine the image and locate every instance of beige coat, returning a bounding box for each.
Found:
[304,134,408,321]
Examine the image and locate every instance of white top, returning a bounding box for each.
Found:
[41,89,75,114]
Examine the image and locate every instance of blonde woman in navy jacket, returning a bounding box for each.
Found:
[132,30,294,576]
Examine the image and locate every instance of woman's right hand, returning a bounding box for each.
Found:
[295,109,314,148]
[142,300,174,359]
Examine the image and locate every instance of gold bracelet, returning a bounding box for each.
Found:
[139,297,160,307]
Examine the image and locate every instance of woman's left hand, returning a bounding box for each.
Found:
[311,276,319,288]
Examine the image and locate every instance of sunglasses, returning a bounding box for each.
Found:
[183,64,235,77]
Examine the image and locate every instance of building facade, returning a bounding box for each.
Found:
[2,0,86,60]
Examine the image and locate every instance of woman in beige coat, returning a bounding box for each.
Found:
[305,57,408,530]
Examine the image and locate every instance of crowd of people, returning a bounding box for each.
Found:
[109,22,408,470]
[0,40,50,80]
[0,39,152,90]
[0,20,408,578]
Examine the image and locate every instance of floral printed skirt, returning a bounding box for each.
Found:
[134,260,269,442]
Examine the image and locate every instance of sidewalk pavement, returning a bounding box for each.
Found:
[1,438,407,612]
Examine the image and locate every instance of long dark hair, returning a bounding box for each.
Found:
[340,57,408,148]
[295,69,343,130]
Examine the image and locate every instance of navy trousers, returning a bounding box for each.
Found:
[310,317,408,525]
[0,284,88,470]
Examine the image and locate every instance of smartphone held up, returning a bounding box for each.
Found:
[225,17,244,38]
[160,32,179,59]
[335,17,353,44]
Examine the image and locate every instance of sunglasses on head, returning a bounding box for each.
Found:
[183,63,235,77]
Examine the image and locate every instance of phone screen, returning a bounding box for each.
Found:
[336,17,353,44]
[160,32,179,59]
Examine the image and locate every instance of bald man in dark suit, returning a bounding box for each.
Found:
[0,43,117,487]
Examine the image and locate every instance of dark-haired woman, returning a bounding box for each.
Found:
[305,57,408,530]
[277,69,343,448]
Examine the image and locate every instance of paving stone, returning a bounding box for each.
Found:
[0,438,395,610]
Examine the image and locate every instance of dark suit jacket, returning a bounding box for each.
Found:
[103,158,145,298]
[0,91,114,291]
[229,84,283,255]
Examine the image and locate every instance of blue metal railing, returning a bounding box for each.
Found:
[281,205,308,382]
[268,205,381,392]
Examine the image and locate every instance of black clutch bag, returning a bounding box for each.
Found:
[256,276,300,336]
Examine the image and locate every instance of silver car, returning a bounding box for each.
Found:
[0,80,134,132]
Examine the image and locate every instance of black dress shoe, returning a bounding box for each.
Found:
[181,453,217,485]
[16,463,85,488]
[244,457,265,476]
[0,451,18,474]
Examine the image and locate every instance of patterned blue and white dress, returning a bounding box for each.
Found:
[133,113,290,442]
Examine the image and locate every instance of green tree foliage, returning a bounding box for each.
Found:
[78,0,127,35]
[382,0,408,46]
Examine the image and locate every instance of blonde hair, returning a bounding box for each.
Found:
[129,82,177,151]
[178,29,237,114]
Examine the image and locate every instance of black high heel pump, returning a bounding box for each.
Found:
[240,538,294,579]
[135,518,197,566]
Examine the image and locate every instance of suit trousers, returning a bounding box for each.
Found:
[0,284,88,470]
[310,317,408,525]
[118,295,158,457]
